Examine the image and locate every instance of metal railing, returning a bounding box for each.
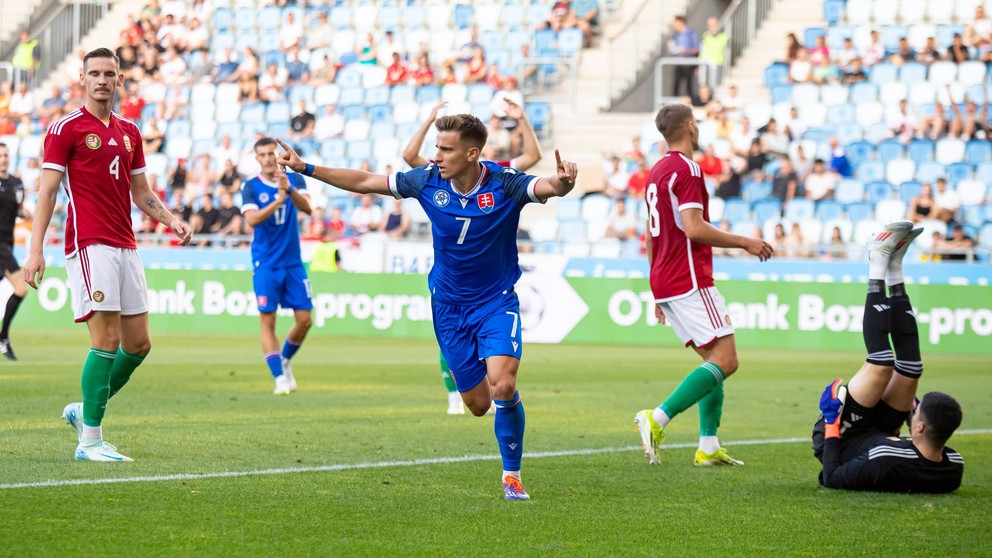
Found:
[653,58,719,107]
[518,55,578,114]
[605,0,667,104]
[718,0,778,80]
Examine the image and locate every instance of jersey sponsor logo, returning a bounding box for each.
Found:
[92,290,105,303]
[123,135,133,152]
[85,134,101,150]
[477,192,494,213]
[433,190,450,208]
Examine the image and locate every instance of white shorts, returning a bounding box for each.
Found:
[658,286,735,348]
[66,244,148,322]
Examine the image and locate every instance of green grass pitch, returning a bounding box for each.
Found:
[1,329,990,556]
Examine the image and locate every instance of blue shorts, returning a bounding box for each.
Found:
[432,289,523,393]
[253,264,313,313]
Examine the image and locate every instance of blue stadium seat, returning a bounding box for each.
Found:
[804,27,826,48]
[881,26,908,51]
[824,0,845,26]
[752,199,782,222]
[481,30,504,54]
[235,7,257,29]
[979,223,992,249]
[869,63,898,85]
[559,28,585,57]
[378,5,401,31]
[212,7,234,32]
[846,140,874,167]
[863,122,892,144]
[404,5,426,30]
[899,181,922,204]
[265,102,291,123]
[937,24,965,48]
[453,3,474,29]
[369,104,392,123]
[827,103,856,124]
[467,84,494,105]
[723,198,750,223]
[846,201,874,223]
[216,122,242,140]
[415,85,441,105]
[836,123,863,145]
[330,6,353,30]
[240,102,266,124]
[770,85,792,105]
[900,62,927,84]
[946,162,973,185]
[365,86,390,106]
[320,138,347,161]
[835,179,866,204]
[506,29,531,52]
[816,200,845,221]
[387,84,413,105]
[259,5,281,30]
[826,24,853,51]
[966,140,992,163]
[916,160,945,183]
[369,121,395,141]
[267,122,290,138]
[167,119,191,139]
[764,63,789,87]
[784,198,815,221]
[878,140,906,163]
[557,219,587,241]
[236,32,260,52]
[347,140,373,162]
[856,160,885,183]
[907,139,935,162]
[534,29,556,52]
[340,104,367,121]
[503,4,526,30]
[974,161,992,184]
[867,181,895,203]
[525,101,552,135]
[850,82,878,104]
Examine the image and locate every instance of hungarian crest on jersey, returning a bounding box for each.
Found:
[477,192,494,213]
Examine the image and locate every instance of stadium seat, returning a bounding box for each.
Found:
[590,238,622,258]
[415,85,440,105]
[824,0,845,25]
[529,216,560,243]
[770,85,792,105]
[846,0,873,24]
[873,0,901,24]
[388,84,415,106]
[850,82,877,104]
[965,140,992,163]
[369,104,392,123]
[835,123,863,145]
[867,181,895,203]
[936,138,966,165]
[821,218,854,243]
[869,63,898,85]
[855,102,884,127]
[816,200,845,222]
[898,62,927,85]
[404,5,426,30]
[265,102,291,123]
[752,199,782,223]
[957,179,988,206]
[899,181,923,204]
[742,179,773,202]
[864,122,892,144]
[525,102,552,136]
[907,139,935,162]
[879,82,907,106]
[784,198,814,221]
[343,119,370,142]
[916,160,946,183]
[556,198,582,221]
[846,201,874,223]
[365,86,390,106]
[835,179,866,204]
[877,140,905,163]
[979,223,992,249]
[875,199,907,222]
[804,27,826,49]
[886,159,916,185]
[908,82,936,106]
[846,141,875,167]
[723,198,750,223]
[320,138,347,161]
[764,63,789,88]
[928,0,956,23]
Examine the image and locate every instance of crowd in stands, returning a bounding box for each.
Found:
[2,0,603,249]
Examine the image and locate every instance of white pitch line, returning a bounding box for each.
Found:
[3,430,990,491]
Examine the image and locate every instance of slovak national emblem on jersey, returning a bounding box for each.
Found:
[123,135,133,152]
[433,190,450,208]
[85,134,101,150]
[477,192,494,213]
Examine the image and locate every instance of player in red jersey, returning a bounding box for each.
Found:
[634,103,772,467]
[23,48,192,462]
[402,98,543,415]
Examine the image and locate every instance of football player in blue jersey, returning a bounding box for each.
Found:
[242,137,314,395]
[275,115,577,501]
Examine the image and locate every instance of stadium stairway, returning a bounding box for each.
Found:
[35,0,146,96]
[720,0,824,103]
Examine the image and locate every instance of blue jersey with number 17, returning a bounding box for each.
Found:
[388,161,541,305]
[241,173,308,269]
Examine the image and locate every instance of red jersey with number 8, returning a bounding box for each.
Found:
[42,107,146,256]
[646,151,714,302]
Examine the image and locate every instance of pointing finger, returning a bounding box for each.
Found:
[555,149,563,169]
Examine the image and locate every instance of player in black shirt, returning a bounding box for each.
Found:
[812,221,964,493]
[0,143,31,360]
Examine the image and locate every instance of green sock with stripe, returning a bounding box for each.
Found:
[109,347,146,398]
[659,362,725,420]
[81,348,116,427]
[698,381,724,436]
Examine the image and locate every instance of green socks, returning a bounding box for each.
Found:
[660,362,725,420]
[698,382,724,437]
[109,347,145,398]
[81,348,116,427]
[440,354,457,393]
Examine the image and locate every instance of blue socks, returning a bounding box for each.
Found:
[281,339,301,361]
[494,391,525,471]
[265,351,282,378]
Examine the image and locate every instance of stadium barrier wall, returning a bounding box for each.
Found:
[13,267,992,355]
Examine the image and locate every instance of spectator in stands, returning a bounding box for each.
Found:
[37,86,66,124]
[770,223,788,252]
[158,188,192,235]
[279,10,304,51]
[236,47,260,82]
[285,49,310,86]
[841,57,868,84]
[437,62,458,85]
[602,155,630,198]
[141,116,165,153]
[314,104,344,141]
[118,44,140,80]
[889,38,916,66]
[7,83,33,120]
[783,33,801,64]
[19,158,41,194]
[377,30,405,64]
[463,47,489,84]
[948,90,990,140]
[627,157,650,199]
[783,105,806,140]
[385,52,410,87]
[828,137,852,178]
[186,17,210,52]
[358,33,379,65]
[210,136,239,171]
[822,226,847,260]
[743,140,768,177]
[186,154,215,198]
[160,82,188,121]
[788,47,812,83]
[669,15,701,97]
[0,115,14,137]
[118,83,145,122]
[350,194,383,235]
[571,0,601,46]
[191,193,220,247]
[947,34,970,63]
[688,83,718,120]
[933,178,960,223]
[238,70,259,102]
[940,224,977,261]
[712,220,735,257]
[483,116,513,162]
[700,17,727,69]
[212,47,239,83]
[382,199,411,240]
[302,207,329,241]
[771,159,798,206]
[259,62,288,102]
[309,54,338,86]
[11,30,40,84]
[810,35,837,83]
[760,118,790,159]
[714,108,733,139]
[518,44,539,89]
[289,100,315,143]
[918,37,942,66]
[714,160,743,199]
[917,104,949,140]
[907,183,937,223]
[860,30,884,66]
[541,2,575,34]
[189,49,214,84]
[604,197,638,240]
[835,38,858,70]
[310,12,332,50]
[411,53,435,88]
[784,222,814,259]
[217,159,242,195]
[965,5,992,49]
[168,157,188,193]
[327,206,346,240]
[623,135,644,167]
[728,115,755,158]
[492,77,526,121]
[804,159,838,201]
[888,98,917,143]
[697,145,724,178]
[216,191,243,240]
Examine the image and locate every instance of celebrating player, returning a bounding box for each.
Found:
[241,137,314,395]
[635,103,773,467]
[813,221,964,492]
[402,99,543,415]
[0,142,31,360]
[275,113,577,501]
[24,48,192,462]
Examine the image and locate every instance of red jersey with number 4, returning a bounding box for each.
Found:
[43,107,146,256]
[646,151,714,302]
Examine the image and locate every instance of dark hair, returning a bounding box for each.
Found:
[675,15,687,24]
[83,47,120,69]
[813,158,825,165]
[654,103,693,142]
[435,114,487,149]
[0,142,7,150]
[919,391,962,445]
[254,137,277,151]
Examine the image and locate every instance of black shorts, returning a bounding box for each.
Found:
[811,392,910,463]
[0,243,19,275]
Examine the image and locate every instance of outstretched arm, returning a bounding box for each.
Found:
[681,208,773,260]
[532,149,578,200]
[277,139,391,196]
[402,101,447,168]
[505,99,542,171]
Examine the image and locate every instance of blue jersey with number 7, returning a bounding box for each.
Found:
[241,173,307,269]
[388,161,541,305]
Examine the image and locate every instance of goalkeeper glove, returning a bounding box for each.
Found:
[819,378,846,439]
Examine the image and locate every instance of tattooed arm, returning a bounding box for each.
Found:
[130,173,192,246]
